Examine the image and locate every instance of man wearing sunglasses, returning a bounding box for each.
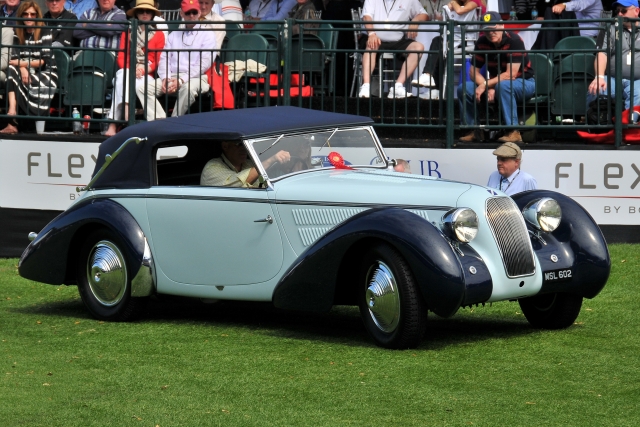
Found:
[45,0,78,48]
[137,0,217,119]
[588,0,640,111]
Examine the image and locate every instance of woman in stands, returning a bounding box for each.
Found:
[104,0,165,136]
[0,2,56,135]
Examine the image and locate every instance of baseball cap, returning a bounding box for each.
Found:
[612,0,639,8]
[493,142,522,160]
[481,11,503,29]
[181,0,200,13]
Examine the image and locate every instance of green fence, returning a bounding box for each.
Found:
[0,16,635,147]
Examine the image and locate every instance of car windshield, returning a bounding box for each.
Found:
[249,127,386,180]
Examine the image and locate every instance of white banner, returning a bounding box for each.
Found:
[0,139,100,211]
[1,139,639,224]
[385,148,640,225]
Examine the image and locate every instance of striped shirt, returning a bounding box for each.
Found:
[472,31,534,80]
[73,6,127,49]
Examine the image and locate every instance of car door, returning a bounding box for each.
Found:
[146,186,283,286]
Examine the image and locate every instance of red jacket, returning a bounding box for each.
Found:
[116,30,165,75]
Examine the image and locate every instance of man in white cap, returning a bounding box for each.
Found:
[487,142,537,195]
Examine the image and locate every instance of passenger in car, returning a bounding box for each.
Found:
[200,141,291,187]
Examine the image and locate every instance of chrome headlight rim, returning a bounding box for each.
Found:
[523,197,562,232]
[442,208,479,243]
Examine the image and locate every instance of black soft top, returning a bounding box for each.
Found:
[91,107,373,190]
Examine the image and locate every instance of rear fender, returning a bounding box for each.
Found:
[273,208,473,317]
[19,198,146,286]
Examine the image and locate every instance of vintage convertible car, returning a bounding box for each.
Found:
[19,107,611,349]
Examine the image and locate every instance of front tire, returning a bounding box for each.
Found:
[518,292,583,329]
[358,243,427,349]
[76,229,147,321]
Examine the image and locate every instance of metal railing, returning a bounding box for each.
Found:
[0,16,636,148]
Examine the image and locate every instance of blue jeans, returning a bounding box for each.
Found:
[457,78,536,126]
[586,78,640,110]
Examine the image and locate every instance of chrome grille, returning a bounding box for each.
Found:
[485,197,535,277]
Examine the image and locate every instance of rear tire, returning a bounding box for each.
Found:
[358,243,427,349]
[76,229,147,321]
[519,292,583,329]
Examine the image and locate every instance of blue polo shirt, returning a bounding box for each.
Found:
[487,169,537,196]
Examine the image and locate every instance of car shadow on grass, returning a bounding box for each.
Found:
[12,295,540,349]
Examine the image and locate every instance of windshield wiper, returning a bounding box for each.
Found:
[318,128,338,152]
[259,134,285,156]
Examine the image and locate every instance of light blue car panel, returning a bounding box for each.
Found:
[145,186,284,286]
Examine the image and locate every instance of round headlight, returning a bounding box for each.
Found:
[523,198,562,232]
[442,208,479,243]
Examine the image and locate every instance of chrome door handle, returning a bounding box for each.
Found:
[254,215,273,224]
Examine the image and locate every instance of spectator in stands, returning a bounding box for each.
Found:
[552,0,603,38]
[588,0,640,110]
[1,0,19,25]
[0,2,57,135]
[412,0,486,99]
[65,0,98,19]
[44,0,78,48]
[290,0,318,36]
[73,0,127,50]
[104,0,165,136]
[358,0,428,99]
[487,142,537,195]
[0,26,12,86]
[393,158,411,173]
[216,0,244,22]
[137,0,217,118]
[246,0,274,19]
[200,0,226,49]
[261,0,297,20]
[458,12,535,143]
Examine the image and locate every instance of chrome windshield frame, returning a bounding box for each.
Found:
[245,126,388,183]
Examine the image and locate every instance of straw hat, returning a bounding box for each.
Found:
[127,0,162,17]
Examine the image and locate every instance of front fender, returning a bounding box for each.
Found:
[19,198,146,286]
[511,190,610,299]
[273,208,479,317]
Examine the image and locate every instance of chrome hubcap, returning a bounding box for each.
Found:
[365,261,400,333]
[86,241,127,306]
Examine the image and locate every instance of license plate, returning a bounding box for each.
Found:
[543,269,573,283]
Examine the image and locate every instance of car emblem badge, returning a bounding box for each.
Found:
[550,254,558,263]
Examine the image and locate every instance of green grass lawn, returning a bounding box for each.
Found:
[1,244,639,426]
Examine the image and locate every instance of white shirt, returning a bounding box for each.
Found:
[487,169,537,196]
[158,23,217,82]
[362,0,427,42]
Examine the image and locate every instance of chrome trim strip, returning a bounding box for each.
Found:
[83,193,454,211]
[131,238,155,297]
